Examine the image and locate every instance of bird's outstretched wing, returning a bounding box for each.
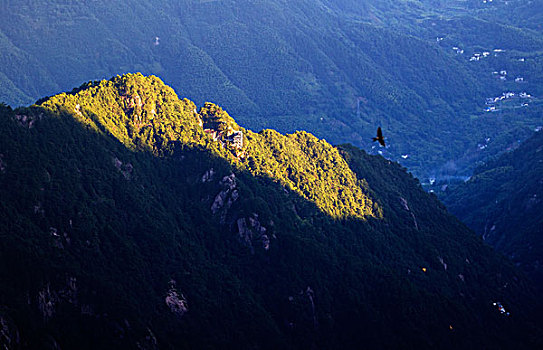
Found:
[372,127,386,146]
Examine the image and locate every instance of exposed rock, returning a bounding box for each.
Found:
[410,212,419,229]
[38,284,58,320]
[112,157,133,180]
[63,231,71,245]
[113,157,122,170]
[33,202,45,216]
[236,213,270,252]
[165,280,188,317]
[211,191,227,214]
[124,94,143,110]
[306,286,318,329]
[49,227,65,249]
[438,256,448,270]
[237,218,251,247]
[289,203,299,217]
[225,130,243,149]
[261,234,270,251]
[0,315,20,349]
[50,227,59,237]
[482,222,496,241]
[211,174,238,218]
[399,197,410,211]
[201,168,215,182]
[134,95,143,109]
[14,113,43,129]
[36,279,79,321]
[50,227,71,249]
[399,197,418,230]
[221,173,236,189]
[44,170,52,182]
[74,104,83,117]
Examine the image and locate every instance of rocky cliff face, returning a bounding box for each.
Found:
[165,280,188,318]
[237,214,271,252]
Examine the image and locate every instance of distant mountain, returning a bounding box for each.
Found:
[0,74,542,349]
[441,129,543,291]
[1,0,541,179]
[415,0,543,32]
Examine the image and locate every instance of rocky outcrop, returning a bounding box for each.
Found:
[38,284,58,320]
[236,213,270,252]
[211,174,239,221]
[201,168,215,183]
[305,286,318,329]
[482,222,497,242]
[74,104,83,117]
[33,202,45,216]
[36,277,79,321]
[399,197,418,230]
[284,286,319,331]
[112,157,133,180]
[14,113,43,129]
[165,280,188,318]
[438,256,448,271]
[50,227,71,249]
[0,315,20,350]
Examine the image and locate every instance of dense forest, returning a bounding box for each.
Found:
[0,74,542,349]
[441,129,543,292]
[1,0,542,179]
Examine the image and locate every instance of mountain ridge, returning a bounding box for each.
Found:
[1,74,542,348]
[38,73,379,219]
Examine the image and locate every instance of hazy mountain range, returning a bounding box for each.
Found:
[1,0,542,179]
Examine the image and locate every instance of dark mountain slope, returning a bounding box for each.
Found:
[0,74,542,349]
[441,130,543,290]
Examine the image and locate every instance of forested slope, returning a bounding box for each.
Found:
[0,74,541,349]
[441,130,543,291]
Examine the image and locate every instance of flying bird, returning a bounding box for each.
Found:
[372,127,386,147]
